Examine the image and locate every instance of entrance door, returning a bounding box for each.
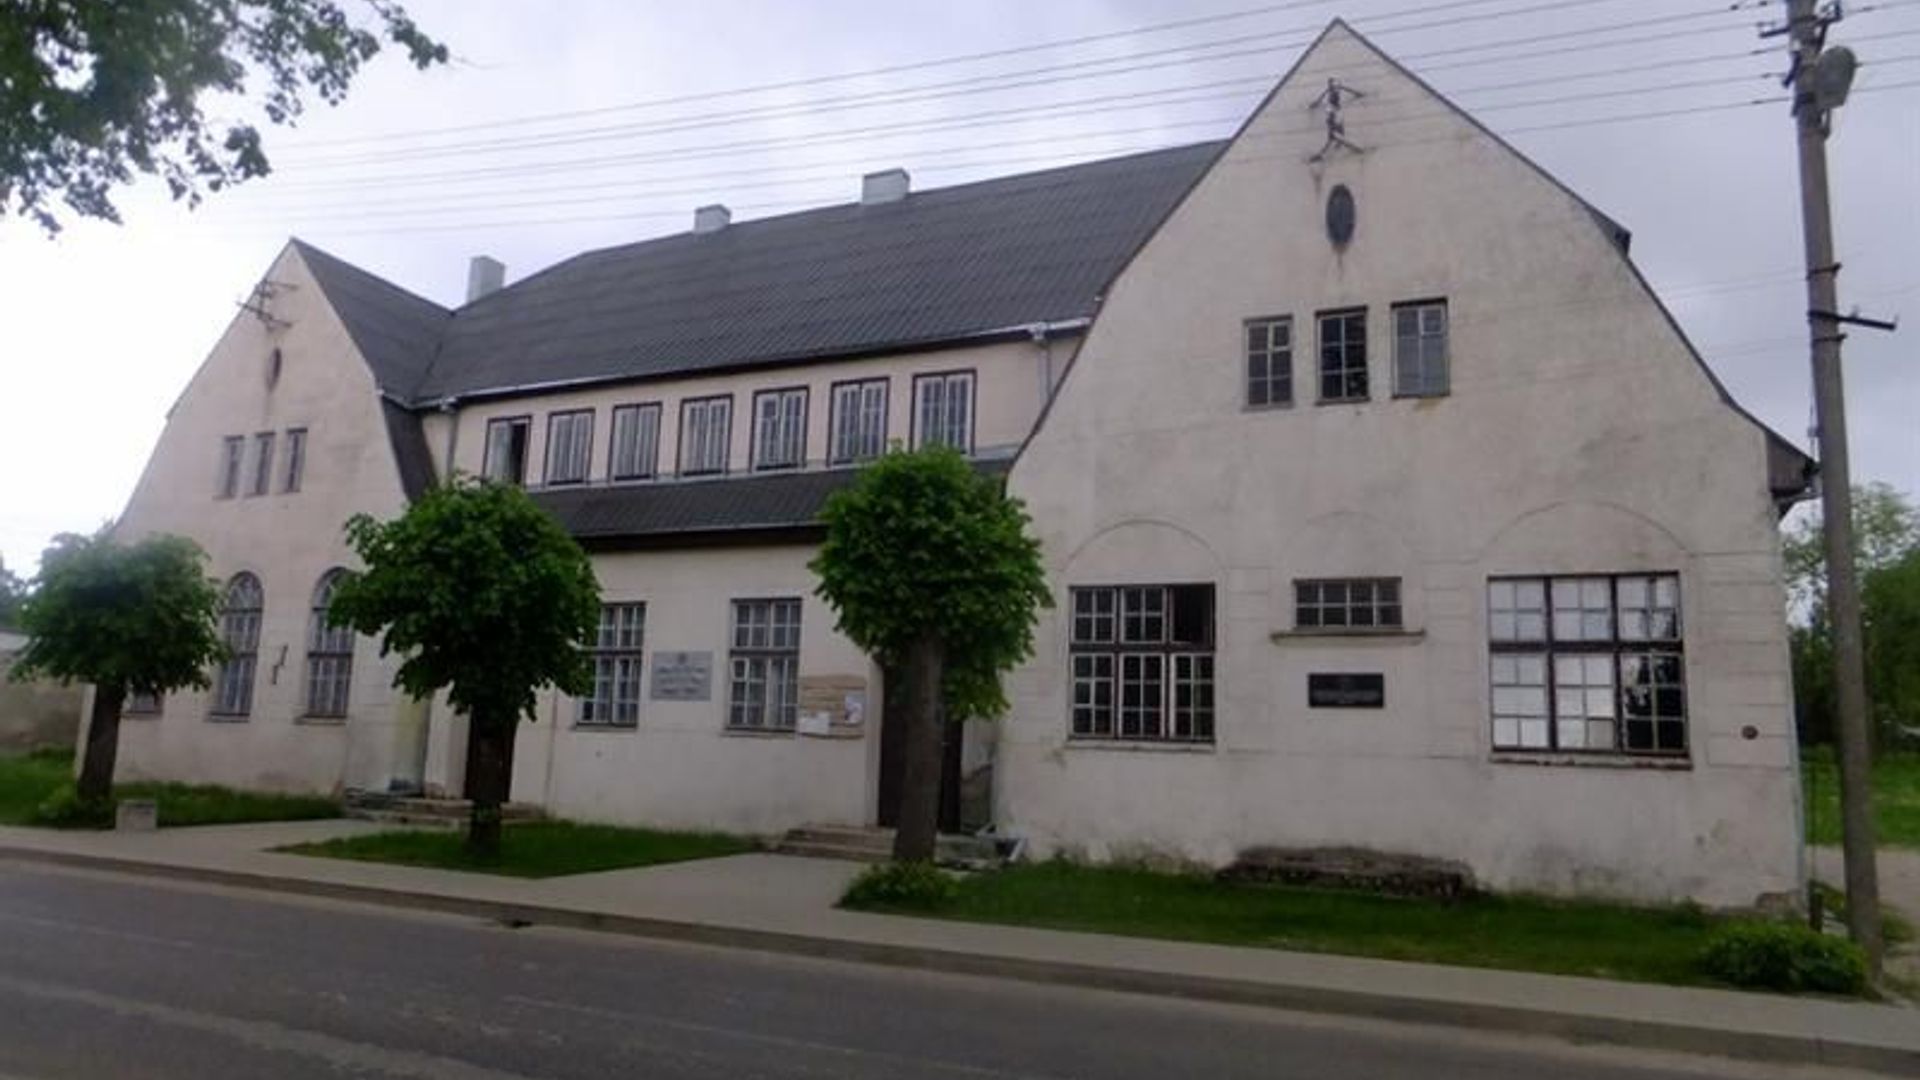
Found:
[876,663,962,831]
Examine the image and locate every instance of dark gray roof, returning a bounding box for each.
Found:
[532,458,1013,544]
[293,239,450,395]
[413,142,1223,401]
[380,399,439,502]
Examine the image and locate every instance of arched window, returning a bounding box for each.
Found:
[212,573,264,717]
[305,570,354,718]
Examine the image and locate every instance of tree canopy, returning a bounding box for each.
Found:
[0,555,25,627]
[2,0,445,231]
[812,447,1052,721]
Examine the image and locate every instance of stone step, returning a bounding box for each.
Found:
[774,840,894,863]
[343,808,464,830]
[774,824,1008,867]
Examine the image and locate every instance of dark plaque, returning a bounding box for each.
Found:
[1309,672,1384,709]
[1326,184,1356,248]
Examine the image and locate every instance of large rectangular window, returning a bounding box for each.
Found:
[913,371,974,453]
[580,603,645,727]
[483,417,530,485]
[1488,573,1686,756]
[1393,299,1449,397]
[753,388,808,470]
[1069,584,1214,742]
[282,428,307,494]
[544,409,594,486]
[830,378,889,463]
[608,403,661,481]
[1317,308,1369,402]
[1295,578,1402,630]
[249,432,275,497]
[1245,316,1293,408]
[728,598,801,731]
[217,436,244,499]
[679,396,732,476]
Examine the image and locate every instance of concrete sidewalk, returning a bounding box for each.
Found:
[1,821,1915,1075]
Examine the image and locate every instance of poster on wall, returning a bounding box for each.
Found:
[798,675,867,736]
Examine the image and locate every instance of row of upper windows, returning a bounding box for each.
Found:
[215,428,307,499]
[1245,298,1449,409]
[482,370,977,486]
[1066,572,1685,758]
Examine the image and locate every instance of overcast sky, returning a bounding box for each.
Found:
[1,0,1914,575]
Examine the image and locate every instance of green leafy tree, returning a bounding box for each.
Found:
[1784,484,1920,748]
[329,480,599,856]
[0,554,26,626]
[8,532,224,804]
[2,1,446,232]
[812,447,1051,861]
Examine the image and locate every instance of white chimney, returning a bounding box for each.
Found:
[693,204,732,234]
[861,168,910,206]
[465,255,505,303]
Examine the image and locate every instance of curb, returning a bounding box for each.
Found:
[2,845,1913,1075]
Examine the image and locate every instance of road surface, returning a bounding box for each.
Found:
[0,860,1875,1079]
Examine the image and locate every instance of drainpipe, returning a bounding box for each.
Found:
[439,398,460,483]
[1029,323,1055,402]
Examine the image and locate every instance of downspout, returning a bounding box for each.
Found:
[1029,323,1056,402]
[439,398,461,483]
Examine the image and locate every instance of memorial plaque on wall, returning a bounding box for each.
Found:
[1308,673,1385,708]
[650,651,713,701]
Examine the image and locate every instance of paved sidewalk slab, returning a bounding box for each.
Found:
[3,823,1916,1074]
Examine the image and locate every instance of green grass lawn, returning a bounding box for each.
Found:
[281,820,758,878]
[845,861,1731,987]
[1803,749,1920,848]
[0,748,338,828]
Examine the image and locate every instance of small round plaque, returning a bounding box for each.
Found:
[1326,185,1356,248]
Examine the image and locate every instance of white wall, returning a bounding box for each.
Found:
[100,244,419,795]
[1000,25,1803,906]
[505,544,882,835]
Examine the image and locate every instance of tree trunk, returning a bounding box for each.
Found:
[891,634,945,863]
[76,684,125,804]
[463,711,517,859]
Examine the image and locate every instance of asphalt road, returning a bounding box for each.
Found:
[0,861,1877,1080]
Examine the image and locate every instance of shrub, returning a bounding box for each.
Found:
[1699,920,1867,994]
[31,784,113,829]
[842,860,958,910]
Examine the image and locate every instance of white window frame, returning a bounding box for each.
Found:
[678,396,732,476]
[212,573,264,718]
[483,416,531,485]
[1245,316,1293,408]
[608,403,662,481]
[579,603,646,727]
[1392,299,1449,398]
[727,598,801,731]
[1294,578,1403,631]
[830,378,889,463]
[544,409,594,486]
[912,370,974,453]
[304,570,354,718]
[753,387,808,471]
[1068,584,1214,743]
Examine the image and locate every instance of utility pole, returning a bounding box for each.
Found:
[1776,0,1881,978]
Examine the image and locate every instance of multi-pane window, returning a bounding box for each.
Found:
[484,417,530,485]
[125,691,162,716]
[830,379,889,463]
[609,403,661,481]
[249,432,275,496]
[913,371,974,452]
[305,570,353,718]
[544,410,594,485]
[212,573,264,717]
[728,599,801,731]
[1294,578,1402,630]
[282,428,307,493]
[753,388,808,470]
[1488,573,1686,756]
[1317,308,1369,402]
[217,436,244,498]
[1069,584,1214,742]
[679,396,732,475]
[1393,300,1449,397]
[580,603,646,727]
[1245,316,1293,407]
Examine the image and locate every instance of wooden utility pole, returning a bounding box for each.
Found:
[1779,0,1882,977]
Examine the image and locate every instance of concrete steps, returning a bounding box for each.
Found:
[343,791,543,831]
[775,824,1007,867]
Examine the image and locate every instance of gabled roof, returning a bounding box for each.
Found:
[293,239,451,394]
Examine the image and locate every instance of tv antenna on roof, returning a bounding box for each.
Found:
[1307,78,1366,164]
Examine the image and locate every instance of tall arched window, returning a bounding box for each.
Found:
[212,573,264,717]
[305,570,354,718]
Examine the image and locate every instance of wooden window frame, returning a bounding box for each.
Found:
[751,386,810,472]
[248,431,275,497]
[726,597,802,732]
[211,573,264,719]
[608,403,663,481]
[482,415,532,486]
[282,427,307,494]
[1294,578,1403,631]
[910,369,977,454]
[1244,315,1294,409]
[1391,298,1450,399]
[1315,307,1370,404]
[1068,584,1215,744]
[828,377,890,464]
[579,602,646,727]
[542,409,595,487]
[304,569,354,719]
[217,436,244,499]
[677,394,734,477]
